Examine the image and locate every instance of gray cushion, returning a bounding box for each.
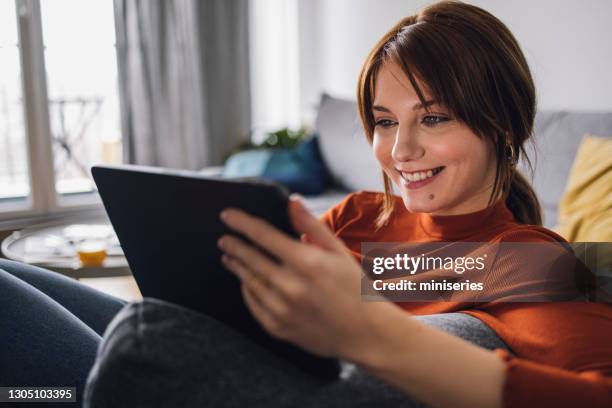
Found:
[85,299,507,407]
[521,111,612,227]
[314,94,383,192]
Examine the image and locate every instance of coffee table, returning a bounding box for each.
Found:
[1,213,131,279]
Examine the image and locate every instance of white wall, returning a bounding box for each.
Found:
[297,0,612,124]
[249,0,301,141]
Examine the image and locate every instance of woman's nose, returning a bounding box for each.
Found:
[391,126,425,162]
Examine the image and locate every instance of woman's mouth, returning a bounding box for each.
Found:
[398,166,445,190]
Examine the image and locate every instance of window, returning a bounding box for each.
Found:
[0,0,30,203]
[41,0,121,197]
[0,0,122,225]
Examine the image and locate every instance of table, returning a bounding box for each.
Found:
[1,214,131,280]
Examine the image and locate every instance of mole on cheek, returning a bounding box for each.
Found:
[429,194,435,200]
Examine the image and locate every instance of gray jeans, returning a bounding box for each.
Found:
[84,299,509,408]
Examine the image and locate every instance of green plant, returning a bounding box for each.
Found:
[261,127,307,149]
[223,127,309,163]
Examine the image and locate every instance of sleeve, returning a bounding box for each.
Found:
[495,349,612,408]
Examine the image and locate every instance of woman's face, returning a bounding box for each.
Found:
[372,61,498,215]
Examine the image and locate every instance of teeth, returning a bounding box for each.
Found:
[401,167,443,183]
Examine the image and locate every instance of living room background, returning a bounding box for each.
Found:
[1,0,611,227]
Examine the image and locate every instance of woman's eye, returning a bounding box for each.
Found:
[422,115,450,127]
[374,119,396,128]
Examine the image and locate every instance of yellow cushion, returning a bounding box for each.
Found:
[554,134,612,242]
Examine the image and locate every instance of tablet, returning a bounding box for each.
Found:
[92,164,340,379]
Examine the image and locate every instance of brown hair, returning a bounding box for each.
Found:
[357,0,542,227]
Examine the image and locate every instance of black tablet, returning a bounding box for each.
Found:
[91,164,340,379]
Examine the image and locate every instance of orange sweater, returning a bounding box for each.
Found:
[321,191,612,408]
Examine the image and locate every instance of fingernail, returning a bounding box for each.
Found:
[219,210,229,222]
[217,237,225,249]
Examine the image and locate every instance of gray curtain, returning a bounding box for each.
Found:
[114,0,251,169]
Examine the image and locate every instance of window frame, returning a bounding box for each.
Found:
[0,0,107,227]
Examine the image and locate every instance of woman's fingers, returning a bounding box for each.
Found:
[219,209,305,269]
[241,284,287,338]
[221,209,338,273]
[219,236,304,304]
[218,234,282,283]
[222,254,289,317]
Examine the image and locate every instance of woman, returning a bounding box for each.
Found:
[2,1,611,407]
[84,1,612,407]
[212,1,612,406]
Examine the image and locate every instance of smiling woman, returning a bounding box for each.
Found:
[214,1,612,405]
[2,1,611,408]
[84,1,612,407]
[357,8,541,227]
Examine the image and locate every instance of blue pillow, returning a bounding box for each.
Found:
[222,136,328,195]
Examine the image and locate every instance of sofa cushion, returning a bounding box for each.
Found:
[521,111,612,227]
[314,94,383,192]
[222,136,328,195]
[554,134,612,242]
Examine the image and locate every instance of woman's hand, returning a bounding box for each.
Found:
[217,196,377,359]
[218,197,507,408]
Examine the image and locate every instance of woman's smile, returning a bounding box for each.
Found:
[397,166,445,189]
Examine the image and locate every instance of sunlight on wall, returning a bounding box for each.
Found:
[249,0,301,143]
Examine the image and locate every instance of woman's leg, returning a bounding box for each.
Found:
[0,267,102,406]
[85,299,510,408]
[0,259,126,336]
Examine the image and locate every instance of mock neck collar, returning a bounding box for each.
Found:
[411,198,516,241]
